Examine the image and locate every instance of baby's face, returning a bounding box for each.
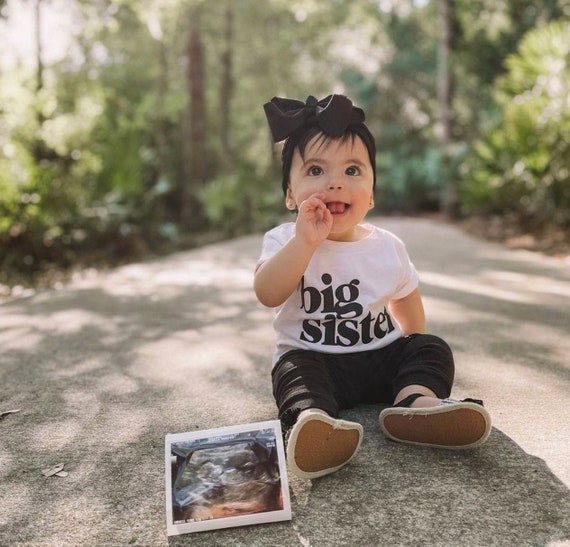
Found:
[286,134,375,241]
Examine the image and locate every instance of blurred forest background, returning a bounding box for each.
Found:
[1,0,569,292]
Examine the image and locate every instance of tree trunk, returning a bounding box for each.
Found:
[34,0,44,120]
[437,0,455,214]
[219,2,234,170]
[152,17,169,182]
[33,0,46,162]
[182,18,207,228]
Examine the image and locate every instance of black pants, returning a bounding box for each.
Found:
[271,334,455,429]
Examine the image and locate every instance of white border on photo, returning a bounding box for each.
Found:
[165,420,291,536]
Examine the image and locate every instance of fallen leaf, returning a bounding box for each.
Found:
[42,463,65,477]
[55,471,69,478]
[0,409,21,420]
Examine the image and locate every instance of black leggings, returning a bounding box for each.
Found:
[271,334,455,429]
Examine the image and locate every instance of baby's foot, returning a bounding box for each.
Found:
[379,395,491,449]
[286,409,363,479]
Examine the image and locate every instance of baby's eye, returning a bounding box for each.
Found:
[346,166,360,176]
[308,165,323,176]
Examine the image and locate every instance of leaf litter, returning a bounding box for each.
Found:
[0,409,21,420]
[41,463,69,478]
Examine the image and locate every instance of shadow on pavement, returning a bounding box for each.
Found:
[165,407,570,547]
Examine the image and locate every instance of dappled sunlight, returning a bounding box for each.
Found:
[454,350,570,486]
[0,309,44,350]
[421,271,537,304]
[95,372,140,397]
[241,319,277,351]
[422,295,481,324]
[0,325,43,351]
[2,225,570,545]
[480,269,570,298]
[89,407,153,451]
[62,387,101,416]
[154,261,253,288]
[131,336,213,382]
[0,451,18,483]
[29,419,84,451]
[0,306,120,353]
[54,357,106,379]
[478,246,569,267]
[195,303,245,322]
[497,322,570,371]
[131,328,255,385]
[100,256,254,300]
[44,308,116,334]
[457,349,569,402]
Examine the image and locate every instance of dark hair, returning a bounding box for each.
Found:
[280,123,376,195]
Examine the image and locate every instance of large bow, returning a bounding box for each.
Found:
[263,94,366,143]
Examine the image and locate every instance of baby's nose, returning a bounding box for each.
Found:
[327,176,343,190]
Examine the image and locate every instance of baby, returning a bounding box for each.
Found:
[254,94,491,479]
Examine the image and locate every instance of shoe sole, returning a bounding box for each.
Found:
[379,402,491,449]
[287,412,363,479]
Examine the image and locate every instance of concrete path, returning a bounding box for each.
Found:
[1,217,569,547]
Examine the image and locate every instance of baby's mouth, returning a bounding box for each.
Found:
[326,202,349,215]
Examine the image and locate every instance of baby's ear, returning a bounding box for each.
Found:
[285,188,296,210]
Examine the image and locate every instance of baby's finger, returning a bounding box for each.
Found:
[300,194,326,211]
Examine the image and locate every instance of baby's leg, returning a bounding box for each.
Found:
[379,335,491,449]
[272,351,362,479]
[394,384,441,407]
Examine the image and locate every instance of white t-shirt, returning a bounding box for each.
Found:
[257,222,419,365]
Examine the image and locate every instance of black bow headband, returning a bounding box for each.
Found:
[263,94,366,142]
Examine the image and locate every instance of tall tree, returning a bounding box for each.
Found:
[219,1,234,170]
[146,8,170,183]
[437,0,455,214]
[183,11,207,228]
[32,0,48,162]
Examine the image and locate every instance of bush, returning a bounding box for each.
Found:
[459,21,570,229]
[375,145,462,214]
[198,161,284,238]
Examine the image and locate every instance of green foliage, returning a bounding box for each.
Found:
[376,143,468,213]
[198,160,284,238]
[0,0,181,280]
[1,0,569,285]
[459,21,570,228]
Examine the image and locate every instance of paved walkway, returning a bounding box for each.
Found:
[1,217,569,546]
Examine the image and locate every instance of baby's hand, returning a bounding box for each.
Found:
[295,193,332,246]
